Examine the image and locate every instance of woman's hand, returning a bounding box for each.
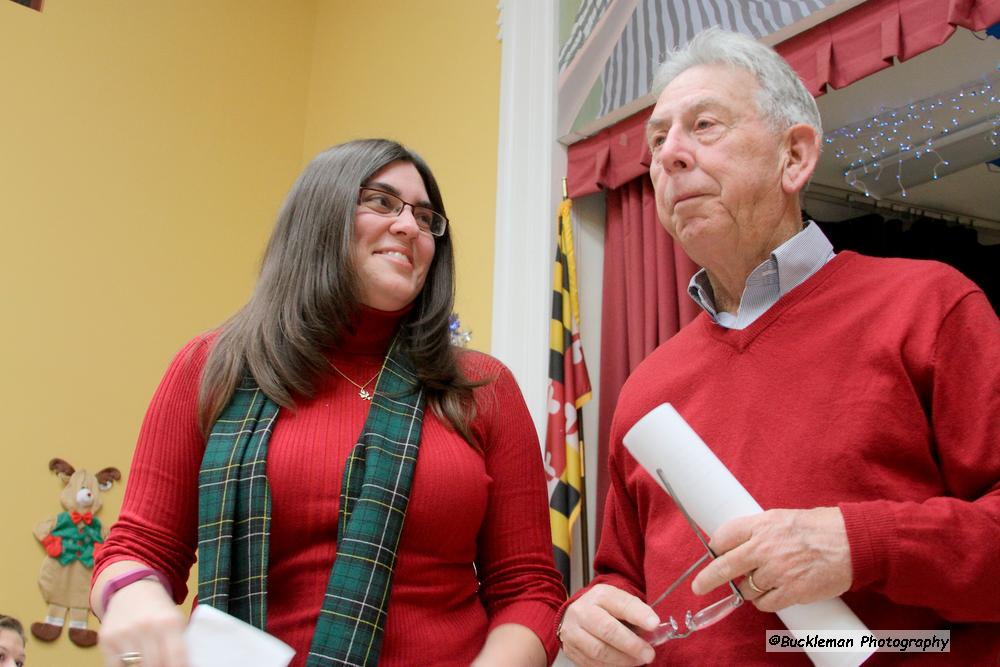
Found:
[471,623,546,667]
[98,580,189,667]
[94,562,189,667]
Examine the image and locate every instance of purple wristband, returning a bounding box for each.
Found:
[100,567,173,614]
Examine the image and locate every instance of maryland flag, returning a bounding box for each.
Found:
[544,198,592,592]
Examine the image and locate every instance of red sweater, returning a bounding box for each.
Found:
[97,306,565,665]
[581,252,1000,665]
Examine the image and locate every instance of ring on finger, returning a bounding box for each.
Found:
[747,571,768,595]
[120,651,143,665]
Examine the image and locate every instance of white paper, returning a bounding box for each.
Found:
[623,403,874,667]
[185,605,295,667]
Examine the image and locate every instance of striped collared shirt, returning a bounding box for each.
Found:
[688,221,835,330]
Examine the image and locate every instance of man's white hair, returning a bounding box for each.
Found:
[651,26,822,136]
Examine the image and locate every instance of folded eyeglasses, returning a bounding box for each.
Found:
[638,470,744,646]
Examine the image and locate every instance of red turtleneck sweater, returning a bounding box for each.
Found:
[97,306,565,665]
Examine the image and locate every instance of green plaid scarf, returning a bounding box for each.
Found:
[198,339,425,666]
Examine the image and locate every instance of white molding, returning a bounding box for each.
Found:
[560,89,655,145]
[492,0,562,443]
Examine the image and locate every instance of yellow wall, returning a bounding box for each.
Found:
[303,1,501,350]
[0,1,500,665]
[0,2,317,664]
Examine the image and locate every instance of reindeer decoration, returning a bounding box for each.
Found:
[31,458,121,647]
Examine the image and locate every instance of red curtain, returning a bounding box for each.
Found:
[778,0,1000,95]
[595,178,699,536]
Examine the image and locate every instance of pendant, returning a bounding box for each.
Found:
[359,388,373,401]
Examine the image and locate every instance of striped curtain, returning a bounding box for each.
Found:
[598,0,838,115]
[557,0,840,119]
[559,0,613,71]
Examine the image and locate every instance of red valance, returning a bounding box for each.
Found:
[566,0,1000,198]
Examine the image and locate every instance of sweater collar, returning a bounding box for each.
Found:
[334,303,412,358]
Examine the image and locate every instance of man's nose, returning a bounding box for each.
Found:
[653,128,692,173]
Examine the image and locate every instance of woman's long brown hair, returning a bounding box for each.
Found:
[198,139,481,444]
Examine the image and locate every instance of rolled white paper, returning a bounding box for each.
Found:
[623,403,874,667]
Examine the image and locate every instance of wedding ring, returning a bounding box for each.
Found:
[119,651,143,665]
[747,571,768,595]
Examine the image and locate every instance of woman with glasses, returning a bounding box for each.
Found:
[90,139,565,667]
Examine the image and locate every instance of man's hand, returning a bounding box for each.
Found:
[559,584,660,666]
[691,507,852,613]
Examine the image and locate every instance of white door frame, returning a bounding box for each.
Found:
[492,0,564,443]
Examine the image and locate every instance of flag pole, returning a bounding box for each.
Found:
[577,416,591,585]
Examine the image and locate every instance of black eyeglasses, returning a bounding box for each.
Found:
[637,470,744,646]
[358,187,448,237]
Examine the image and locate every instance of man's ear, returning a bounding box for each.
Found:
[781,123,820,195]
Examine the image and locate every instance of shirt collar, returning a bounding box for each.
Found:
[773,221,834,296]
[687,221,834,321]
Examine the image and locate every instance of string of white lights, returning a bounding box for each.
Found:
[823,73,1000,199]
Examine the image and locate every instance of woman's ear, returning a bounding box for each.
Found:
[781,123,821,195]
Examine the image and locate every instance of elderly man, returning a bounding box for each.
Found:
[558,26,1000,666]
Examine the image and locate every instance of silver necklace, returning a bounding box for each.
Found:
[329,362,381,401]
